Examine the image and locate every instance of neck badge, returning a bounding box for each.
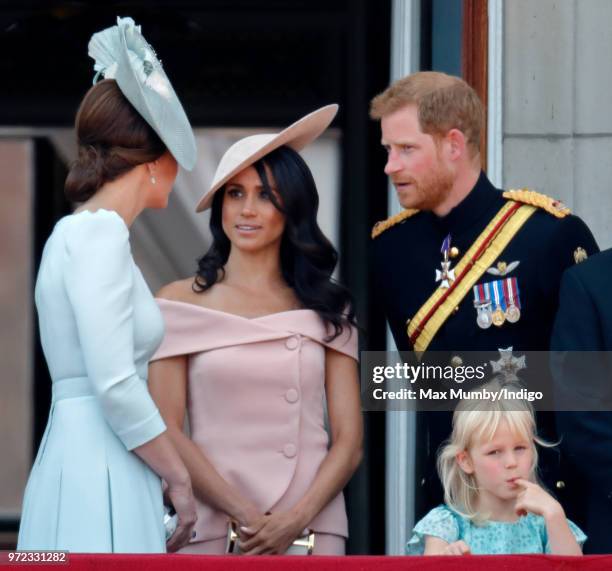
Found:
[490,346,526,383]
[435,234,456,289]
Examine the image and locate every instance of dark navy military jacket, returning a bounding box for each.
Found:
[372,172,599,524]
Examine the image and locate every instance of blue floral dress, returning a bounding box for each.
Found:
[406,505,587,555]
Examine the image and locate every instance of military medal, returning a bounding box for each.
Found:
[476,302,493,329]
[473,283,493,329]
[491,280,506,327]
[473,277,523,328]
[503,277,521,323]
[492,308,505,327]
[505,305,520,323]
[435,234,456,289]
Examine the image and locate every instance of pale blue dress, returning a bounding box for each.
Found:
[406,505,587,555]
[17,210,167,553]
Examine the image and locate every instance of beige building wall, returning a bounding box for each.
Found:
[503,0,612,249]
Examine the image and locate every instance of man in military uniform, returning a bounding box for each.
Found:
[551,250,612,553]
[369,72,599,526]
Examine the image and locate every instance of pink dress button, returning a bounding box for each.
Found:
[285,336,299,350]
[285,389,299,403]
[283,443,297,458]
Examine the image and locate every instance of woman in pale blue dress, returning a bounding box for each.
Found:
[406,383,586,555]
[17,18,197,553]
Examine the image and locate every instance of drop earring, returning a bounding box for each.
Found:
[150,175,157,185]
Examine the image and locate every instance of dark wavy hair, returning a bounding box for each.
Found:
[65,79,166,202]
[194,145,356,341]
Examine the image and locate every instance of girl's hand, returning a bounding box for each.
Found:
[239,510,308,555]
[514,478,564,520]
[514,480,582,556]
[442,540,471,556]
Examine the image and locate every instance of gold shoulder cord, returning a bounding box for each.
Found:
[371,209,420,239]
[502,189,571,218]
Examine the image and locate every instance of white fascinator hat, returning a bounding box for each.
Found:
[88,17,197,171]
[196,104,338,212]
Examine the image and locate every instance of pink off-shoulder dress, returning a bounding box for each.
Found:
[151,299,358,555]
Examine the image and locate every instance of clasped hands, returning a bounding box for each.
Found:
[237,507,308,555]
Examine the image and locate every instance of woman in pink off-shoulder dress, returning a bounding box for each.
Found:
[148,105,363,555]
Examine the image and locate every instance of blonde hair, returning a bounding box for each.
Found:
[369,71,483,156]
[437,382,552,524]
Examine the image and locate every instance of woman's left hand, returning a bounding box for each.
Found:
[239,510,307,555]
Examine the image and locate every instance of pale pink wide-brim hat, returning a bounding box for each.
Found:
[196,104,339,212]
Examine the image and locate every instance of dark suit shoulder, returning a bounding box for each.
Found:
[564,248,612,283]
[523,210,599,268]
[553,249,609,351]
[504,189,597,252]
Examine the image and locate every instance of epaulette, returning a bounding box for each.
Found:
[502,188,571,219]
[371,208,420,239]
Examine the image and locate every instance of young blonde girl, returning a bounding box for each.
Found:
[406,384,586,555]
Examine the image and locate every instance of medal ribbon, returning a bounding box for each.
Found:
[510,277,521,309]
[492,280,506,311]
[473,283,484,304]
[502,277,512,308]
